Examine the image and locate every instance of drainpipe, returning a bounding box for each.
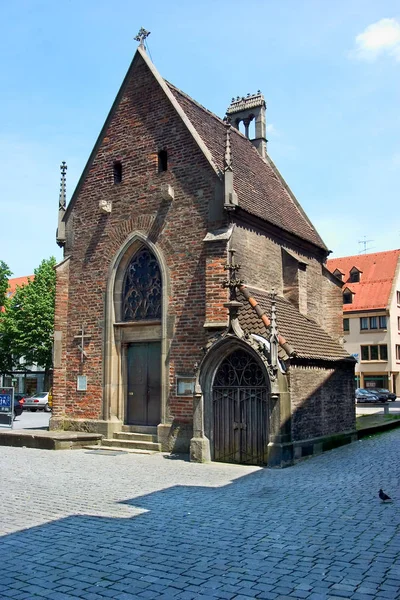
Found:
[239,285,296,358]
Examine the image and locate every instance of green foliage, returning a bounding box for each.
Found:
[0,257,56,372]
[0,260,12,310]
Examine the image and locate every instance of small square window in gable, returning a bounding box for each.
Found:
[343,290,353,305]
[349,266,362,283]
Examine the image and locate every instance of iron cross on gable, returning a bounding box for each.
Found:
[134,27,150,47]
[74,324,90,363]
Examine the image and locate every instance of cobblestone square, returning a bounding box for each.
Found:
[1,429,400,599]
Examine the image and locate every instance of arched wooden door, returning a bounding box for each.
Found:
[213,349,269,465]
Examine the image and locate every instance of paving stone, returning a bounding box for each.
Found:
[1,432,400,599]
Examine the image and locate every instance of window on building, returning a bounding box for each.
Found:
[379,316,387,329]
[343,292,352,304]
[396,345,400,361]
[343,318,350,332]
[361,344,388,361]
[370,316,377,330]
[349,269,360,283]
[398,316,400,331]
[360,317,368,330]
[333,269,343,281]
[397,291,400,305]
[158,150,168,172]
[113,161,122,184]
[361,346,370,361]
[370,345,379,360]
[122,246,162,321]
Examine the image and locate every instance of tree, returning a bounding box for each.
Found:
[0,261,13,374]
[0,260,12,311]
[1,257,56,385]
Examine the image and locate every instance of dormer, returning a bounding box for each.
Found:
[226,92,267,159]
[333,268,345,281]
[349,266,362,283]
[343,287,354,305]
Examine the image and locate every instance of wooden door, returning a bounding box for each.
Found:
[127,342,161,426]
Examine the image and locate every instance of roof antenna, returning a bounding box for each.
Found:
[358,236,374,254]
[134,27,151,49]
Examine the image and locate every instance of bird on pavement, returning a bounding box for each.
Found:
[379,489,393,502]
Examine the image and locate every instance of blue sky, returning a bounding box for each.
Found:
[0,0,399,277]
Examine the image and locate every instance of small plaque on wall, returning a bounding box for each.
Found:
[176,376,195,396]
[77,376,87,391]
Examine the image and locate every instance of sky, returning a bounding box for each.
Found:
[0,0,399,277]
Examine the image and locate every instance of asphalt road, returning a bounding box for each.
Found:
[11,409,51,430]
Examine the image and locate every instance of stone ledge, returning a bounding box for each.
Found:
[0,429,102,450]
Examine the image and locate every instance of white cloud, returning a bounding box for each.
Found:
[353,18,400,61]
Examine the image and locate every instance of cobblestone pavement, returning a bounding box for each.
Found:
[1,430,400,600]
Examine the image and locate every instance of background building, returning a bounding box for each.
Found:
[327,250,400,394]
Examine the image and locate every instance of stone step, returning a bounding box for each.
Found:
[84,445,157,455]
[121,425,157,435]
[114,432,158,442]
[102,438,161,452]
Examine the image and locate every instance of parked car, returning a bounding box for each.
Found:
[373,388,397,402]
[355,388,381,403]
[13,395,24,418]
[23,392,51,412]
[367,389,389,402]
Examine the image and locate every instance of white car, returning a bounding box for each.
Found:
[23,392,51,412]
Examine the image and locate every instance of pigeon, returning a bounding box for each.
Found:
[379,489,392,502]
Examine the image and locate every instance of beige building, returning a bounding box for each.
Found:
[327,250,400,395]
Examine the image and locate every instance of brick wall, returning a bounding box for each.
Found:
[289,363,356,441]
[58,52,226,424]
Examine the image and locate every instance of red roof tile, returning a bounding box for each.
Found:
[327,250,400,311]
[7,276,32,297]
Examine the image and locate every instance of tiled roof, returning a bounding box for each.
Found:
[167,83,327,251]
[238,287,350,361]
[327,250,400,311]
[7,276,32,297]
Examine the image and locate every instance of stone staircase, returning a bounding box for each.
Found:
[87,425,161,454]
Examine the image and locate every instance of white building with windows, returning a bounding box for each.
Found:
[327,250,400,395]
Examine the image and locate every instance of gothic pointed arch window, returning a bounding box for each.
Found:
[122,246,162,321]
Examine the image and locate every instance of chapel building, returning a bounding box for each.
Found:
[51,41,356,467]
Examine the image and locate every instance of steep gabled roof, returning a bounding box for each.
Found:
[327,250,400,311]
[167,83,327,251]
[64,47,328,252]
[238,287,349,361]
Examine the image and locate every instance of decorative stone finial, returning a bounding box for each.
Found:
[56,161,67,248]
[134,27,150,48]
[270,289,279,372]
[59,161,67,210]
[224,122,232,172]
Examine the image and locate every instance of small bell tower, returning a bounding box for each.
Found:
[226,92,267,159]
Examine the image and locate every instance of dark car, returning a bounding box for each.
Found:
[373,388,397,402]
[355,388,381,403]
[367,389,389,402]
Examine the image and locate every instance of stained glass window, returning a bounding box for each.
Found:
[122,247,162,321]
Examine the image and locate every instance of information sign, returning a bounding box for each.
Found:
[0,387,14,428]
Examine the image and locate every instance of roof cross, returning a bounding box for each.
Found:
[134,27,150,48]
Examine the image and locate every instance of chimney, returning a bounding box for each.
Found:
[226,92,267,159]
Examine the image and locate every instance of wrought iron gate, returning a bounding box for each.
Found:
[213,349,269,465]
